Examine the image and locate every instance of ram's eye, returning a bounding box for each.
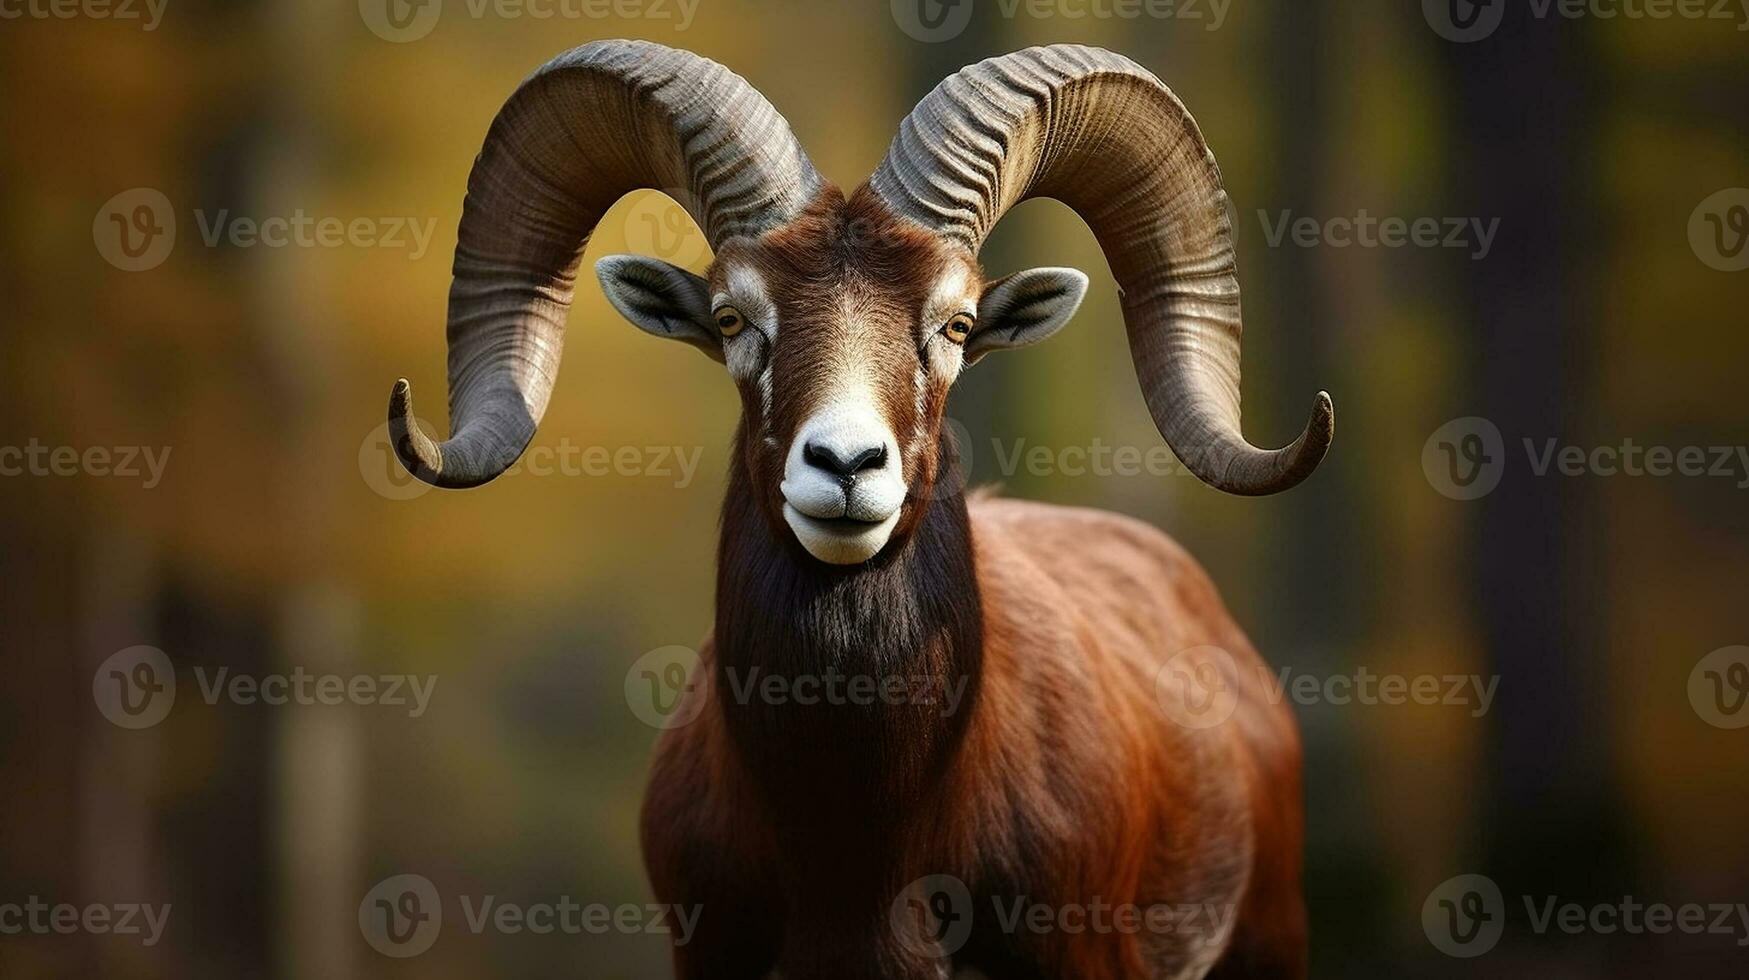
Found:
[942,313,975,345]
[713,305,745,337]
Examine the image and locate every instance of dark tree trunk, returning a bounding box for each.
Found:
[1441,6,1629,902]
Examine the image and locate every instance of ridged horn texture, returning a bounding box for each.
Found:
[389,39,823,488]
[868,45,1333,496]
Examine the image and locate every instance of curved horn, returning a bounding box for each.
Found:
[389,40,823,488]
[868,45,1332,496]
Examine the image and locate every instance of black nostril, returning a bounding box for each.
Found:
[804,442,887,479]
[844,445,887,474]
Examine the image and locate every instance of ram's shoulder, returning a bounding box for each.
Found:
[970,493,1198,576]
[968,493,1241,640]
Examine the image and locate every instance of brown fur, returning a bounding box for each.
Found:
[711,185,976,549]
[641,186,1305,979]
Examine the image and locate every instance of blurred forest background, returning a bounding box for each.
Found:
[2,0,1747,977]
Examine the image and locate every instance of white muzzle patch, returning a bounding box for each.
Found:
[780,399,906,565]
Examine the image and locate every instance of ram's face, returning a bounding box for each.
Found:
[596,189,1088,565]
[707,195,981,564]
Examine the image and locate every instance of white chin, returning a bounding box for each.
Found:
[782,503,902,565]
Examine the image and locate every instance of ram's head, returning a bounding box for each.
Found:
[389,41,1333,565]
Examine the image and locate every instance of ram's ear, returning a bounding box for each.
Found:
[595,254,722,363]
[967,267,1090,365]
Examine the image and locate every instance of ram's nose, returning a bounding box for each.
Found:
[780,403,908,565]
[802,442,889,484]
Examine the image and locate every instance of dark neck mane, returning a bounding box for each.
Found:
[713,428,982,865]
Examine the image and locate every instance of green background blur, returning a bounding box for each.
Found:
[3,0,1747,976]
